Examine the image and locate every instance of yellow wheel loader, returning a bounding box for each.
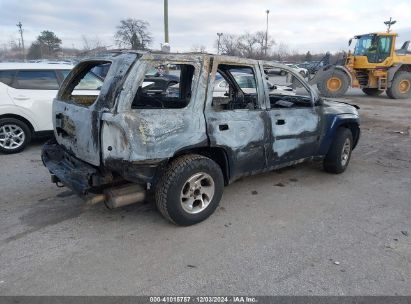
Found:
[310,32,411,99]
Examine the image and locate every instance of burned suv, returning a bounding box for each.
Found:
[42,51,360,226]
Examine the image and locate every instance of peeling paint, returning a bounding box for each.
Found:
[43,51,361,194]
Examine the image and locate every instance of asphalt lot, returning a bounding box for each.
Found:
[0,89,410,295]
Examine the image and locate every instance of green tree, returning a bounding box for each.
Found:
[28,30,62,59]
[38,30,62,55]
[305,51,312,62]
[27,42,42,59]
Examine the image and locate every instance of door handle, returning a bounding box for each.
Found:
[14,95,30,100]
[276,119,286,125]
[219,124,229,131]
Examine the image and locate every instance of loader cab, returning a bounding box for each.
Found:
[352,33,396,65]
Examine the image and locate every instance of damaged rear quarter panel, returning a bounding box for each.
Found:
[101,54,208,168]
[53,53,138,166]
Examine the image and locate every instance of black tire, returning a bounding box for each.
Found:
[155,154,224,226]
[386,88,394,99]
[0,118,32,154]
[362,88,383,96]
[323,128,353,174]
[317,69,350,98]
[386,71,411,99]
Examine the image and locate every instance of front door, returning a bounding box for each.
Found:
[261,63,321,166]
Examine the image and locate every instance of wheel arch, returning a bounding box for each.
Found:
[338,122,360,149]
[388,64,411,86]
[171,147,231,185]
[318,115,360,156]
[0,113,35,133]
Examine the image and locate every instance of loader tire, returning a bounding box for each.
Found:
[317,69,350,98]
[386,71,411,99]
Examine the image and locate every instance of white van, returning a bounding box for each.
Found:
[0,63,103,153]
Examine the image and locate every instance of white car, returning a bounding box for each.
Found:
[285,64,308,77]
[0,63,103,153]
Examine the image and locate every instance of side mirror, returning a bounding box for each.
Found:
[348,38,352,46]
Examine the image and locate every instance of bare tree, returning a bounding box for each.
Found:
[114,18,152,50]
[217,34,236,56]
[274,43,290,61]
[82,35,103,51]
[217,31,275,59]
[255,31,275,58]
[191,44,207,53]
[237,32,258,58]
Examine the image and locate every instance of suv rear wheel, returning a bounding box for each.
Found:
[155,154,224,226]
[0,118,32,154]
[323,128,353,174]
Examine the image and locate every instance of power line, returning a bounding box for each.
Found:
[265,10,270,57]
[16,21,26,61]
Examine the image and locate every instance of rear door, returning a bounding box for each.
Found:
[205,57,270,180]
[53,54,137,166]
[8,70,59,131]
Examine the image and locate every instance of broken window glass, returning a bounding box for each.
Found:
[132,63,194,109]
[263,64,312,109]
[59,62,107,107]
[212,65,259,110]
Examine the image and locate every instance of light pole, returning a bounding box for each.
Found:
[265,10,270,57]
[164,0,169,43]
[217,32,223,54]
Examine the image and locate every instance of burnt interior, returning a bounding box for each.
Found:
[132,64,195,109]
[212,65,259,110]
[59,61,110,107]
[269,95,312,108]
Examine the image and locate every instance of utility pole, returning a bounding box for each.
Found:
[265,10,270,57]
[384,17,396,33]
[16,21,26,61]
[217,33,223,54]
[164,0,169,43]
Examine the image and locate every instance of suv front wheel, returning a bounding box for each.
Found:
[155,154,224,226]
[0,118,32,154]
[323,128,353,174]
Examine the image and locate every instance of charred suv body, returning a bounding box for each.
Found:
[42,51,360,225]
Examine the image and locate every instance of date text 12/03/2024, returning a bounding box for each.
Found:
[149,296,257,303]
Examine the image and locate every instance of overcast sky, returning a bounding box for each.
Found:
[1,0,410,54]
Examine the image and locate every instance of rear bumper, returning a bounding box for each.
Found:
[41,140,114,195]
